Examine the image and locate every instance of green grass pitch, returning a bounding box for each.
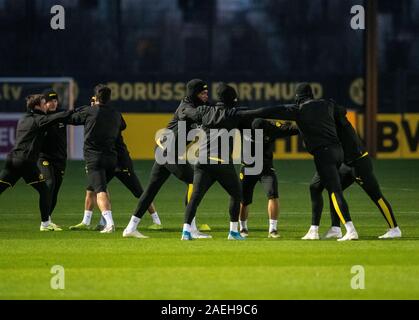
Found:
[0,159,418,300]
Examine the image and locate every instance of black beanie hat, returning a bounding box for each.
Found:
[295,83,313,103]
[216,82,238,106]
[43,89,59,102]
[186,79,208,98]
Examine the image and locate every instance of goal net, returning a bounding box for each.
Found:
[0,77,82,159]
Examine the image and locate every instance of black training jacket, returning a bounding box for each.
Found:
[39,108,68,166]
[264,99,341,154]
[332,103,366,164]
[243,119,299,168]
[10,109,72,162]
[68,104,124,163]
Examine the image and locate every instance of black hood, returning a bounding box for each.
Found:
[186,79,208,106]
[295,82,314,105]
[216,82,238,108]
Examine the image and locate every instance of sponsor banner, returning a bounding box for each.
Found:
[0,76,366,113]
[121,112,419,160]
[0,113,21,159]
[1,76,419,113]
[1,112,417,160]
[356,113,419,159]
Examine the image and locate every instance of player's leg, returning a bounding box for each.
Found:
[353,156,401,238]
[115,164,162,230]
[123,162,170,238]
[302,171,324,239]
[168,162,209,236]
[214,164,244,240]
[78,166,116,231]
[86,161,115,233]
[182,164,215,240]
[260,169,280,238]
[38,159,59,223]
[49,164,65,219]
[0,159,20,194]
[38,159,55,198]
[69,187,97,230]
[21,162,58,231]
[313,146,357,241]
[324,165,355,239]
[70,159,114,231]
[239,166,258,237]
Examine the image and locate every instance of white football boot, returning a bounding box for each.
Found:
[378,227,402,239]
[100,224,115,233]
[337,230,359,241]
[191,230,212,239]
[301,226,320,240]
[123,229,149,239]
[323,227,342,239]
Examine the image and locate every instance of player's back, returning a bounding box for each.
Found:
[296,99,340,153]
[83,104,121,160]
[333,103,365,163]
[11,112,40,162]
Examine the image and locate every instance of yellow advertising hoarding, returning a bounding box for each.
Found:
[122,112,419,160]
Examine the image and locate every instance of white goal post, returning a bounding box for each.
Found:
[0,77,83,159]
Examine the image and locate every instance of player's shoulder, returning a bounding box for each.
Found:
[19,112,35,124]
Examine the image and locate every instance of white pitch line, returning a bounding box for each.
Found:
[2,211,418,216]
[278,180,418,192]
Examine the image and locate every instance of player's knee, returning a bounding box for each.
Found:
[241,198,252,206]
[131,188,143,198]
[310,181,322,195]
[0,181,11,193]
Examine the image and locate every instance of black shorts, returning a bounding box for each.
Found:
[38,159,66,179]
[0,157,45,187]
[240,166,278,206]
[85,157,117,193]
[86,156,145,198]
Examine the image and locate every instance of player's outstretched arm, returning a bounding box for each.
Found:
[236,104,299,121]
[180,105,210,123]
[37,109,74,128]
[252,118,299,139]
[65,105,90,126]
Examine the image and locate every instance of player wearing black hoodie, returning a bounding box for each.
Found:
[178,83,291,240]
[304,102,401,240]
[38,89,67,219]
[123,79,211,239]
[0,94,72,231]
[264,83,359,241]
[239,118,299,238]
[67,84,124,234]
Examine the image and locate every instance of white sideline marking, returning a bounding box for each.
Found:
[2,211,418,216]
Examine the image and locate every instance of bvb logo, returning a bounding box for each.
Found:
[349,78,364,106]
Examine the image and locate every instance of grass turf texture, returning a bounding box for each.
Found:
[0,159,418,300]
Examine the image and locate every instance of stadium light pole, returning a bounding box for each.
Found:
[365,0,378,157]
